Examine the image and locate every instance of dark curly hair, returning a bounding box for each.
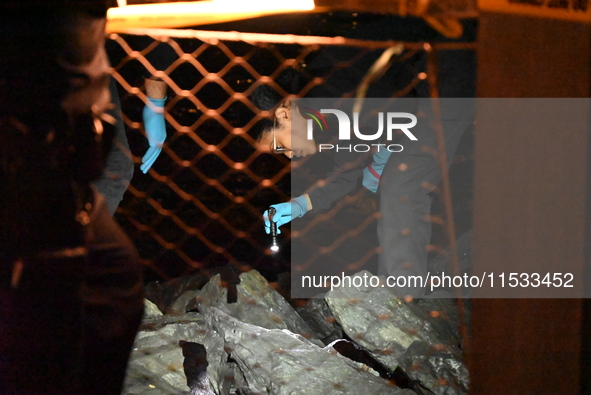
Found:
[248,67,306,141]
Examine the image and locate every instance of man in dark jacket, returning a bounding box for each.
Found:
[260,42,474,298]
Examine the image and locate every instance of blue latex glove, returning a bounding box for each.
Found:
[140,96,167,173]
[362,147,391,193]
[263,195,309,234]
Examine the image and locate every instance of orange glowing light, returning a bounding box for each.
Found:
[107,0,316,33]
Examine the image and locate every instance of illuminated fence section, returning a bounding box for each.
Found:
[107,29,475,283]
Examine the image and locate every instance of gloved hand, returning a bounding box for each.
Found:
[140,96,167,173]
[263,195,309,234]
[362,147,391,193]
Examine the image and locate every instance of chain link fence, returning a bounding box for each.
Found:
[106,28,476,285]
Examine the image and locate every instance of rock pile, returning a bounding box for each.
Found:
[123,269,469,395]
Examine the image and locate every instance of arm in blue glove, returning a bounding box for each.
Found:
[263,194,311,234]
[141,78,167,174]
[362,146,391,193]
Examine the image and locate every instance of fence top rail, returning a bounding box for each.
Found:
[110,28,477,50]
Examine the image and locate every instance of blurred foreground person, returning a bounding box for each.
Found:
[0,2,144,394]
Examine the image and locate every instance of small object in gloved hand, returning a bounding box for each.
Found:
[268,206,279,253]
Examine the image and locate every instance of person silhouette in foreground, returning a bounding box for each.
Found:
[0,2,144,393]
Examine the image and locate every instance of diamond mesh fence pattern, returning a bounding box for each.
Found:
[106,29,476,284]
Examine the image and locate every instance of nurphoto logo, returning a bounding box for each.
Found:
[306,108,418,153]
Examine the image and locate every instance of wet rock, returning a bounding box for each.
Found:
[145,298,163,317]
[197,270,321,345]
[145,265,240,313]
[123,362,190,395]
[124,344,189,394]
[325,271,468,394]
[296,298,343,345]
[168,290,200,316]
[325,271,461,369]
[196,321,249,395]
[137,313,207,343]
[180,341,216,395]
[415,293,467,349]
[214,361,249,395]
[328,339,438,395]
[128,269,467,395]
[122,313,207,394]
[203,307,414,395]
[398,341,469,395]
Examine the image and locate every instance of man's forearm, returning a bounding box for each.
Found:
[145,78,167,100]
